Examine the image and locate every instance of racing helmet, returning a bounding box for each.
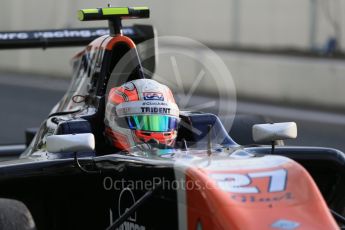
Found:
[104,79,180,150]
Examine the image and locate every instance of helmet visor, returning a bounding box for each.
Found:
[118,115,179,132]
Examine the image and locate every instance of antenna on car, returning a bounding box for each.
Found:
[182,138,189,151]
[74,152,101,174]
[207,125,212,156]
[271,141,276,154]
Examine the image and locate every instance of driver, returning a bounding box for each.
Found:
[104,79,180,151]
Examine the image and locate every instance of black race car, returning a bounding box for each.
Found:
[0,6,344,230]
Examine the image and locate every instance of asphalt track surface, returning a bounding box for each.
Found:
[1,73,345,152]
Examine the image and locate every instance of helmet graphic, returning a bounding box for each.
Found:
[104,79,180,151]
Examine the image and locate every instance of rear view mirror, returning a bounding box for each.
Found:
[46,133,95,153]
[252,122,297,143]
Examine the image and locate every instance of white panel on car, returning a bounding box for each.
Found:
[252,122,297,143]
[46,133,95,153]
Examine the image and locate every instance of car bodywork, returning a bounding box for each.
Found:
[0,6,344,230]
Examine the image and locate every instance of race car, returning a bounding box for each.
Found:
[0,6,344,230]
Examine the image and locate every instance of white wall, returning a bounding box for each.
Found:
[0,0,343,75]
[0,0,344,108]
[218,51,345,108]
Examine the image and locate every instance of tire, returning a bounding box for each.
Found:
[0,198,36,230]
[229,114,284,146]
